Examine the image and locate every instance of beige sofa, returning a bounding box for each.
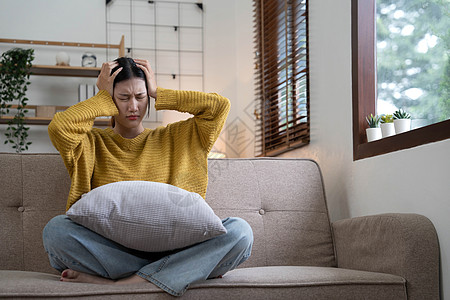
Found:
[0,153,440,299]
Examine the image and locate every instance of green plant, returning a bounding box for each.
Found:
[393,109,411,120]
[366,113,381,128]
[0,48,34,152]
[380,114,393,123]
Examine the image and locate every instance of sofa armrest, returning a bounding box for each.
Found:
[332,213,440,300]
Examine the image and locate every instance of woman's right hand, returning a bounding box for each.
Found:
[96,61,122,97]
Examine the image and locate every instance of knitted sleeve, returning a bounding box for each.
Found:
[155,87,231,152]
[48,90,119,171]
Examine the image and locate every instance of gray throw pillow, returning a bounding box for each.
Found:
[66,181,227,252]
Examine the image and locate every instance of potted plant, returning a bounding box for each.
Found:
[0,47,34,153]
[365,113,382,142]
[393,109,411,134]
[380,114,395,138]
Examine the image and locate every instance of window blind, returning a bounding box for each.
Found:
[254,0,310,157]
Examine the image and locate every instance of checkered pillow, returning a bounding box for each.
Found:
[66,181,226,252]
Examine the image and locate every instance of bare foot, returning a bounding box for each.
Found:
[60,269,147,285]
[60,269,114,284]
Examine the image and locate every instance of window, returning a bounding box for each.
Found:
[377,0,449,128]
[254,0,310,157]
[352,0,450,160]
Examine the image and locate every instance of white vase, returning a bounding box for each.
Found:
[380,123,395,138]
[366,127,382,142]
[56,52,70,66]
[394,119,411,134]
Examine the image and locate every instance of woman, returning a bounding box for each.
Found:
[43,57,253,297]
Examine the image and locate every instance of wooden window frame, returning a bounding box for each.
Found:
[352,0,450,161]
[254,0,310,157]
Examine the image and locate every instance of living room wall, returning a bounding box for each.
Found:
[0,0,251,156]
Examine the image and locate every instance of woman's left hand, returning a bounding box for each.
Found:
[134,59,157,99]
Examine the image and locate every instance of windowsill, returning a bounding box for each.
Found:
[354,119,450,160]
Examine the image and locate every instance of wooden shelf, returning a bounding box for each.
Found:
[0,116,110,126]
[30,65,101,77]
[1,36,125,77]
[0,36,125,56]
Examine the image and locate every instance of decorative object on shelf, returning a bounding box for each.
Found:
[55,51,70,66]
[35,106,57,118]
[393,109,411,134]
[365,113,382,142]
[380,114,395,138]
[78,84,98,102]
[81,52,97,67]
[0,47,34,152]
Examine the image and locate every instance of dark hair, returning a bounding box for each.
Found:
[110,57,150,127]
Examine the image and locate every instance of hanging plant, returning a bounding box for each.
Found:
[0,48,34,153]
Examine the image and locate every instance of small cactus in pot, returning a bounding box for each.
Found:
[393,109,411,120]
[393,109,411,134]
[366,114,381,128]
[380,114,395,137]
[380,114,394,123]
[365,114,382,142]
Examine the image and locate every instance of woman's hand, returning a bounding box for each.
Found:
[134,59,157,99]
[96,61,122,97]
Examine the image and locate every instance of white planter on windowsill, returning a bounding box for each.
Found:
[394,119,411,134]
[366,127,382,142]
[381,123,395,138]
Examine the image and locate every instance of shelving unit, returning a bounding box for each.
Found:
[0,116,109,126]
[0,105,110,126]
[0,36,124,125]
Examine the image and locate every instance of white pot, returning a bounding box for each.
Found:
[380,123,395,138]
[366,127,382,142]
[394,119,411,134]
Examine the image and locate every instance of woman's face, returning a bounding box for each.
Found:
[112,77,148,137]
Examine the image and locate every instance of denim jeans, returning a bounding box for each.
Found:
[43,215,253,297]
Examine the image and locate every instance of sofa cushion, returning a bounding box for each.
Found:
[0,154,24,271]
[66,181,227,252]
[0,267,406,299]
[0,154,70,273]
[206,158,336,267]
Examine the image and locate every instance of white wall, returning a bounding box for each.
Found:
[202,0,255,157]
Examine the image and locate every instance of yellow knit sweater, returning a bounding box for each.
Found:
[48,87,230,211]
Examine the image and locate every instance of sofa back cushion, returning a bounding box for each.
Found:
[0,154,336,274]
[205,158,336,268]
[0,154,69,274]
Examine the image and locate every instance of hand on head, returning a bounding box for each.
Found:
[96,59,157,99]
[134,59,157,99]
[96,61,122,97]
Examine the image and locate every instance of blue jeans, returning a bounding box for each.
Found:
[42,215,253,297]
